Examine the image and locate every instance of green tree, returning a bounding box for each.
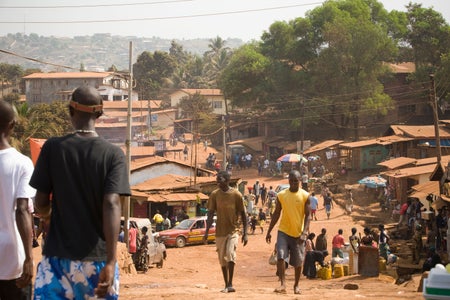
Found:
[133,51,176,99]
[404,3,450,70]
[11,101,72,154]
[0,63,24,96]
[168,41,207,88]
[257,0,396,139]
[218,44,271,108]
[2,92,20,104]
[177,93,213,119]
[203,36,232,87]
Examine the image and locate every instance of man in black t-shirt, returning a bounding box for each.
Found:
[31,86,130,299]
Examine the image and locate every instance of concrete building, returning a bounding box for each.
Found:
[23,72,138,104]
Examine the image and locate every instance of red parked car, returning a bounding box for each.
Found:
[158,216,216,248]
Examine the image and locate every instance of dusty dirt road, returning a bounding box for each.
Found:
[116,168,424,300]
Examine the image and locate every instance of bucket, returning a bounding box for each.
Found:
[334,264,344,278]
[318,266,332,280]
[343,264,349,276]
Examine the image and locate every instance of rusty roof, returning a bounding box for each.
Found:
[178,89,222,96]
[377,157,417,169]
[103,108,175,119]
[381,164,436,178]
[103,111,144,118]
[131,191,209,202]
[415,155,450,166]
[411,181,439,195]
[103,100,161,110]
[390,125,450,138]
[340,135,412,149]
[23,72,111,79]
[129,155,215,174]
[303,140,343,155]
[132,174,217,191]
[95,121,146,128]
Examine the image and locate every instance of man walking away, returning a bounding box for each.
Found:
[0,101,35,300]
[31,86,130,299]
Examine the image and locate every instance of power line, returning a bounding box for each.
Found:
[0,2,324,24]
[0,0,194,9]
[0,48,78,70]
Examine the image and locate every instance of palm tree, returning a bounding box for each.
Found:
[203,36,232,87]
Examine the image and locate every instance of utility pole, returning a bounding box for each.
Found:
[430,74,443,194]
[300,98,305,154]
[124,41,133,248]
[222,115,227,171]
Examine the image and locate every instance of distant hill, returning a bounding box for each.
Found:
[0,33,245,72]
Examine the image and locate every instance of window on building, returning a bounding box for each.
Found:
[212,101,222,109]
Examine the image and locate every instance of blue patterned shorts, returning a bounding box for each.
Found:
[34,256,119,300]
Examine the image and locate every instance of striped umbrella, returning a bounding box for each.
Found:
[277,153,307,163]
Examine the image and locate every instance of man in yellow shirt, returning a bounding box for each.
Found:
[266,170,311,295]
[153,210,164,232]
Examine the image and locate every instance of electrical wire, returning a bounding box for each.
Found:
[0,2,325,24]
[0,0,194,9]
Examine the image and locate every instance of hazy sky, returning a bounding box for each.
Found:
[0,0,449,41]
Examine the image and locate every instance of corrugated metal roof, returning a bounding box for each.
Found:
[103,100,161,110]
[340,135,413,149]
[95,121,146,128]
[129,156,215,174]
[415,155,450,166]
[132,174,216,191]
[23,72,111,79]
[377,157,417,169]
[303,140,343,155]
[131,191,209,202]
[382,164,436,178]
[179,89,222,96]
[390,125,450,138]
[103,108,175,119]
[411,181,439,195]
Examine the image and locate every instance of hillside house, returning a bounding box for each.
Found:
[170,88,227,116]
[95,100,176,143]
[23,72,138,104]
